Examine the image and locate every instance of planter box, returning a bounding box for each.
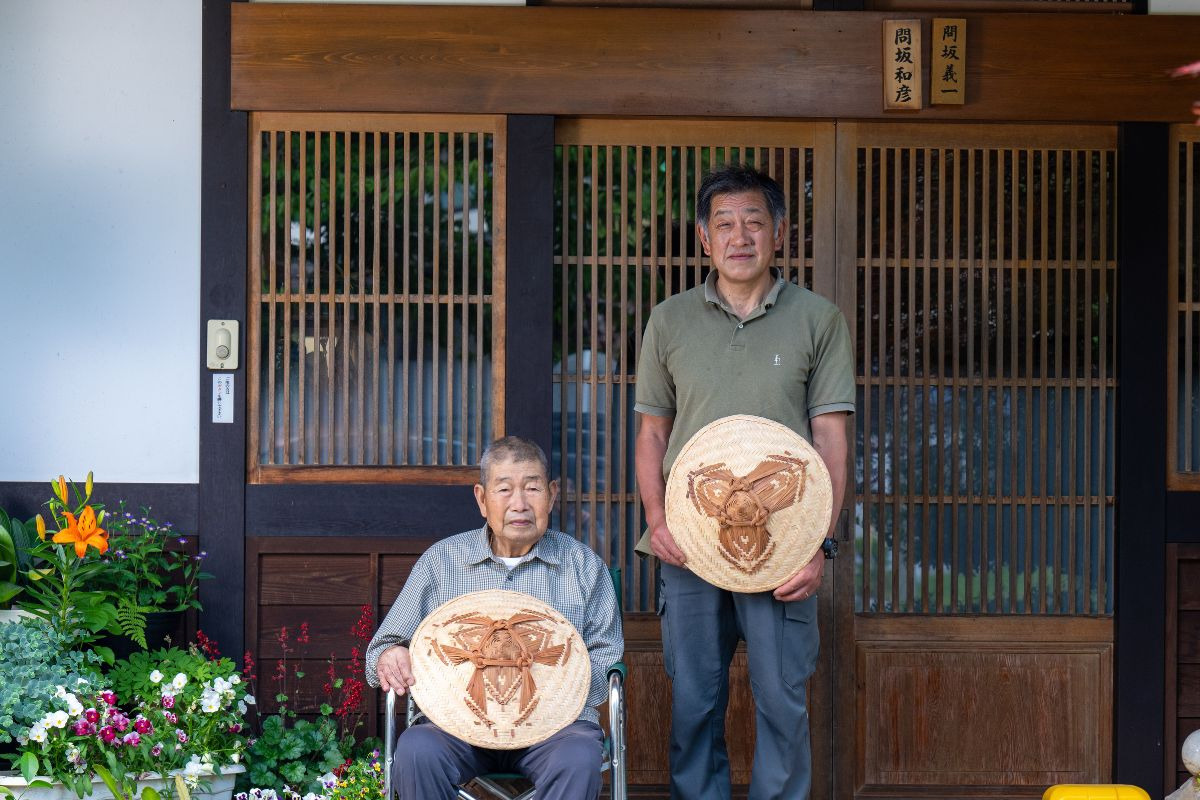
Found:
[0,765,244,800]
[0,610,34,624]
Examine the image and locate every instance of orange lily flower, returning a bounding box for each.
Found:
[52,506,108,558]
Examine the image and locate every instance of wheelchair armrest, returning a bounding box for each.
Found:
[607,661,627,682]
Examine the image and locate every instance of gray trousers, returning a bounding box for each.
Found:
[659,563,819,800]
[390,719,603,800]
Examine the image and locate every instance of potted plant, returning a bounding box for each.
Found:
[92,503,209,653]
[1,638,250,800]
[14,474,209,653]
[237,610,376,797]
[0,617,105,768]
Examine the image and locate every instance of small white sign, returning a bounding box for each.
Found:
[213,374,234,424]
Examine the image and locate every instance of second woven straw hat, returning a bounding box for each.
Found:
[665,414,833,592]
[408,589,590,749]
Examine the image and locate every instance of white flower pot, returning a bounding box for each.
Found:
[0,764,244,800]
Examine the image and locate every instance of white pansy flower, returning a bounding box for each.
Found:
[200,689,221,713]
[66,695,84,717]
[237,700,247,715]
[171,673,188,691]
[229,674,241,685]
[47,711,70,729]
[28,724,47,743]
[149,670,164,684]
[53,686,68,699]
[242,693,256,706]
[212,676,232,693]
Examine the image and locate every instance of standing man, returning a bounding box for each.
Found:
[367,435,624,799]
[634,164,854,800]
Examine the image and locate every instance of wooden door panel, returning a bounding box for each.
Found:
[859,641,1112,789]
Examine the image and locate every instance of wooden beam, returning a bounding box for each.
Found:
[233,5,1200,122]
[202,0,249,658]
[1116,122,1169,799]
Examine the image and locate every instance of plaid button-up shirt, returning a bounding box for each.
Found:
[365,525,624,724]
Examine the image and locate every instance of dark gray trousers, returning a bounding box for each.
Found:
[659,563,819,800]
[390,719,603,799]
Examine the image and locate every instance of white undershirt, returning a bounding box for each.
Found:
[495,555,524,569]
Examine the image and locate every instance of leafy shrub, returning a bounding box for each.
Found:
[0,619,103,751]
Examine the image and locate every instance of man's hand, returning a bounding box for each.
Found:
[649,520,687,567]
[376,645,416,694]
[773,554,824,603]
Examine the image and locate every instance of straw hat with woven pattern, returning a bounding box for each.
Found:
[665,414,833,592]
[408,589,589,749]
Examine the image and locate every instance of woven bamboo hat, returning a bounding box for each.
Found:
[408,589,589,749]
[665,414,833,592]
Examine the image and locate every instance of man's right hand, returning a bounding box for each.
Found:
[376,645,416,694]
[649,520,687,567]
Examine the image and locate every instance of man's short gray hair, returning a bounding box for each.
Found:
[697,163,787,233]
[479,436,550,484]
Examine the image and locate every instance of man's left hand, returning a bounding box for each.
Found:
[773,554,824,603]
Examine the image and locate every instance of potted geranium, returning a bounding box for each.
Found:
[1,638,251,800]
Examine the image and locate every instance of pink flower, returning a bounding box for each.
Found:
[161,694,175,710]
[164,711,177,725]
[228,723,241,733]
[84,709,100,724]
[99,726,118,744]
[134,717,153,735]
[72,720,94,736]
[151,743,163,757]
[100,691,118,706]
[175,730,188,744]
[111,713,130,733]
[122,732,140,746]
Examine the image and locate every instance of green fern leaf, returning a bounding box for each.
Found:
[116,601,149,649]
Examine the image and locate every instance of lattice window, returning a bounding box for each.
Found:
[1170,126,1200,489]
[249,113,505,484]
[553,120,835,612]
[846,123,1117,615]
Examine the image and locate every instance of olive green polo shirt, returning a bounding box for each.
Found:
[633,270,856,555]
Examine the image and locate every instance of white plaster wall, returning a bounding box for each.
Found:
[1151,0,1200,11]
[0,1,201,483]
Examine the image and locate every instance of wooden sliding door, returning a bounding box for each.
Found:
[837,123,1117,799]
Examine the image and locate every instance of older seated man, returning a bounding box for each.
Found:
[365,435,624,800]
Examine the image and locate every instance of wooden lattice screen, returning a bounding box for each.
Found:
[842,123,1117,616]
[1170,125,1200,489]
[248,113,506,484]
[553,119,835,612]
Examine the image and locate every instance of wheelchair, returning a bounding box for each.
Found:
[382,570,628,800]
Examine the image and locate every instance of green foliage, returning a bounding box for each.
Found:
[97,503,210,619]
[15,474,120,648]
[242,715,347,796]
[0,618,103,750]
[0,509,38,608]
[114,603,149,649]
[15,644,249,800]
[106,647,237,708]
